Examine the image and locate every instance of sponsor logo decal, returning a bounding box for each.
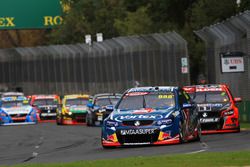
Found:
[202,112,208,118]
[120,129,155,135]
[115,114,163,121]
[134,121,140,126]
[200,118,220,123]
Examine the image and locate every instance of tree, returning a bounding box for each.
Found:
[49,0,125,44]
[114,6,153,35]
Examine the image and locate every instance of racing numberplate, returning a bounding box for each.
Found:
[41,113,56,116]
[12,117,26,120]
[200,118,220,123]
[97,115,103,121]
[120,129,155,135]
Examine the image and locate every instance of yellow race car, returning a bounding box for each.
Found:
[56,94,91,125]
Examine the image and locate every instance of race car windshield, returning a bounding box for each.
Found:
[117,92,175,111]
[33,99,58,106]
[95,97,120,106]
[187,93,195,99]
[193,91,229,103]
[66,98,89,106]
[2,101,27,108]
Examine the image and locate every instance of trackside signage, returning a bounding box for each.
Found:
[0,0,63,29]
[220,52,244,73]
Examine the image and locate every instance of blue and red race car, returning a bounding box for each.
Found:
[101,86,201,148]
[0,96,37,126]
[183,84,241,134]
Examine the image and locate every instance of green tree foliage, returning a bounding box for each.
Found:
[114,6,152,35]
[50,0,125,44]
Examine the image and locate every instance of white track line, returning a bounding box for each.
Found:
[186,149,206,154]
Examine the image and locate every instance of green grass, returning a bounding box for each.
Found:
[241,123,250,129]
[7,151,250,167]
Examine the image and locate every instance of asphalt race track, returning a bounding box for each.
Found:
[0,123,250,165]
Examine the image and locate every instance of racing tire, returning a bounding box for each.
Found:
[236,125,241,133]
[179,121,186,144]
[195,121,202,141]
[86,114,92,126]
[56,116,63,125]
[102,145,116,149]
[87,114,95,126]
[56,119,61,125]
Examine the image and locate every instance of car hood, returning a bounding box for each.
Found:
[111,107,177,122]
[2,106,32,114]
[197,102,230,112]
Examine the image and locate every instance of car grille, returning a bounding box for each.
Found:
[198,111,221,118]
[201,119,224,130]
[41,109,57,114]
[40,109,57,120]
[122,120,154,126]
[10,114,27,118]
[72,113,86,123]
[116,129,160,144]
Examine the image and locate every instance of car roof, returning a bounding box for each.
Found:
[1,96,27,102]
[183,84,228,92]
[32,95,59,99]
[2,92,24,97]
[93,93,122,99]
[64,94,90,99]
[127,86,178,93]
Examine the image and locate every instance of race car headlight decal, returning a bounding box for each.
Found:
[107,133,118,142]
[106,120,119,127]
[0,112,7,117]
[223,110,234,116]
[158,131,171,141]
[156,119,172,126]
[220,103,231,111]
[29,109,36,115]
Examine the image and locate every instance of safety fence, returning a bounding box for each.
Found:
[195,10,250,122]
[0,32,190,95]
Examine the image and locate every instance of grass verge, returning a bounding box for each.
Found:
[241,123,250,130]
[8,151,250,167]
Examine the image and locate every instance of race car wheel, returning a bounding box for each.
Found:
[236,124,241,133]
[56,115,63,125]
[195,121,202,141]
[102,145,116,149]
[179,121,186,144]
[86,114,93,126]
[56,119,61,125]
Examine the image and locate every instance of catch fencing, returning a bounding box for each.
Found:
[195,10,250,122]
[0,32,190,95]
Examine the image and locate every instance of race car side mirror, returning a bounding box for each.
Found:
[234,97,242,103]
[87,103,94,108]
[105,105,114,111]
[32,104,37,107]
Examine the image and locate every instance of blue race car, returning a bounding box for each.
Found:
[86,93,122,126]
[0,96,37,126]
[102,86,201,148]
